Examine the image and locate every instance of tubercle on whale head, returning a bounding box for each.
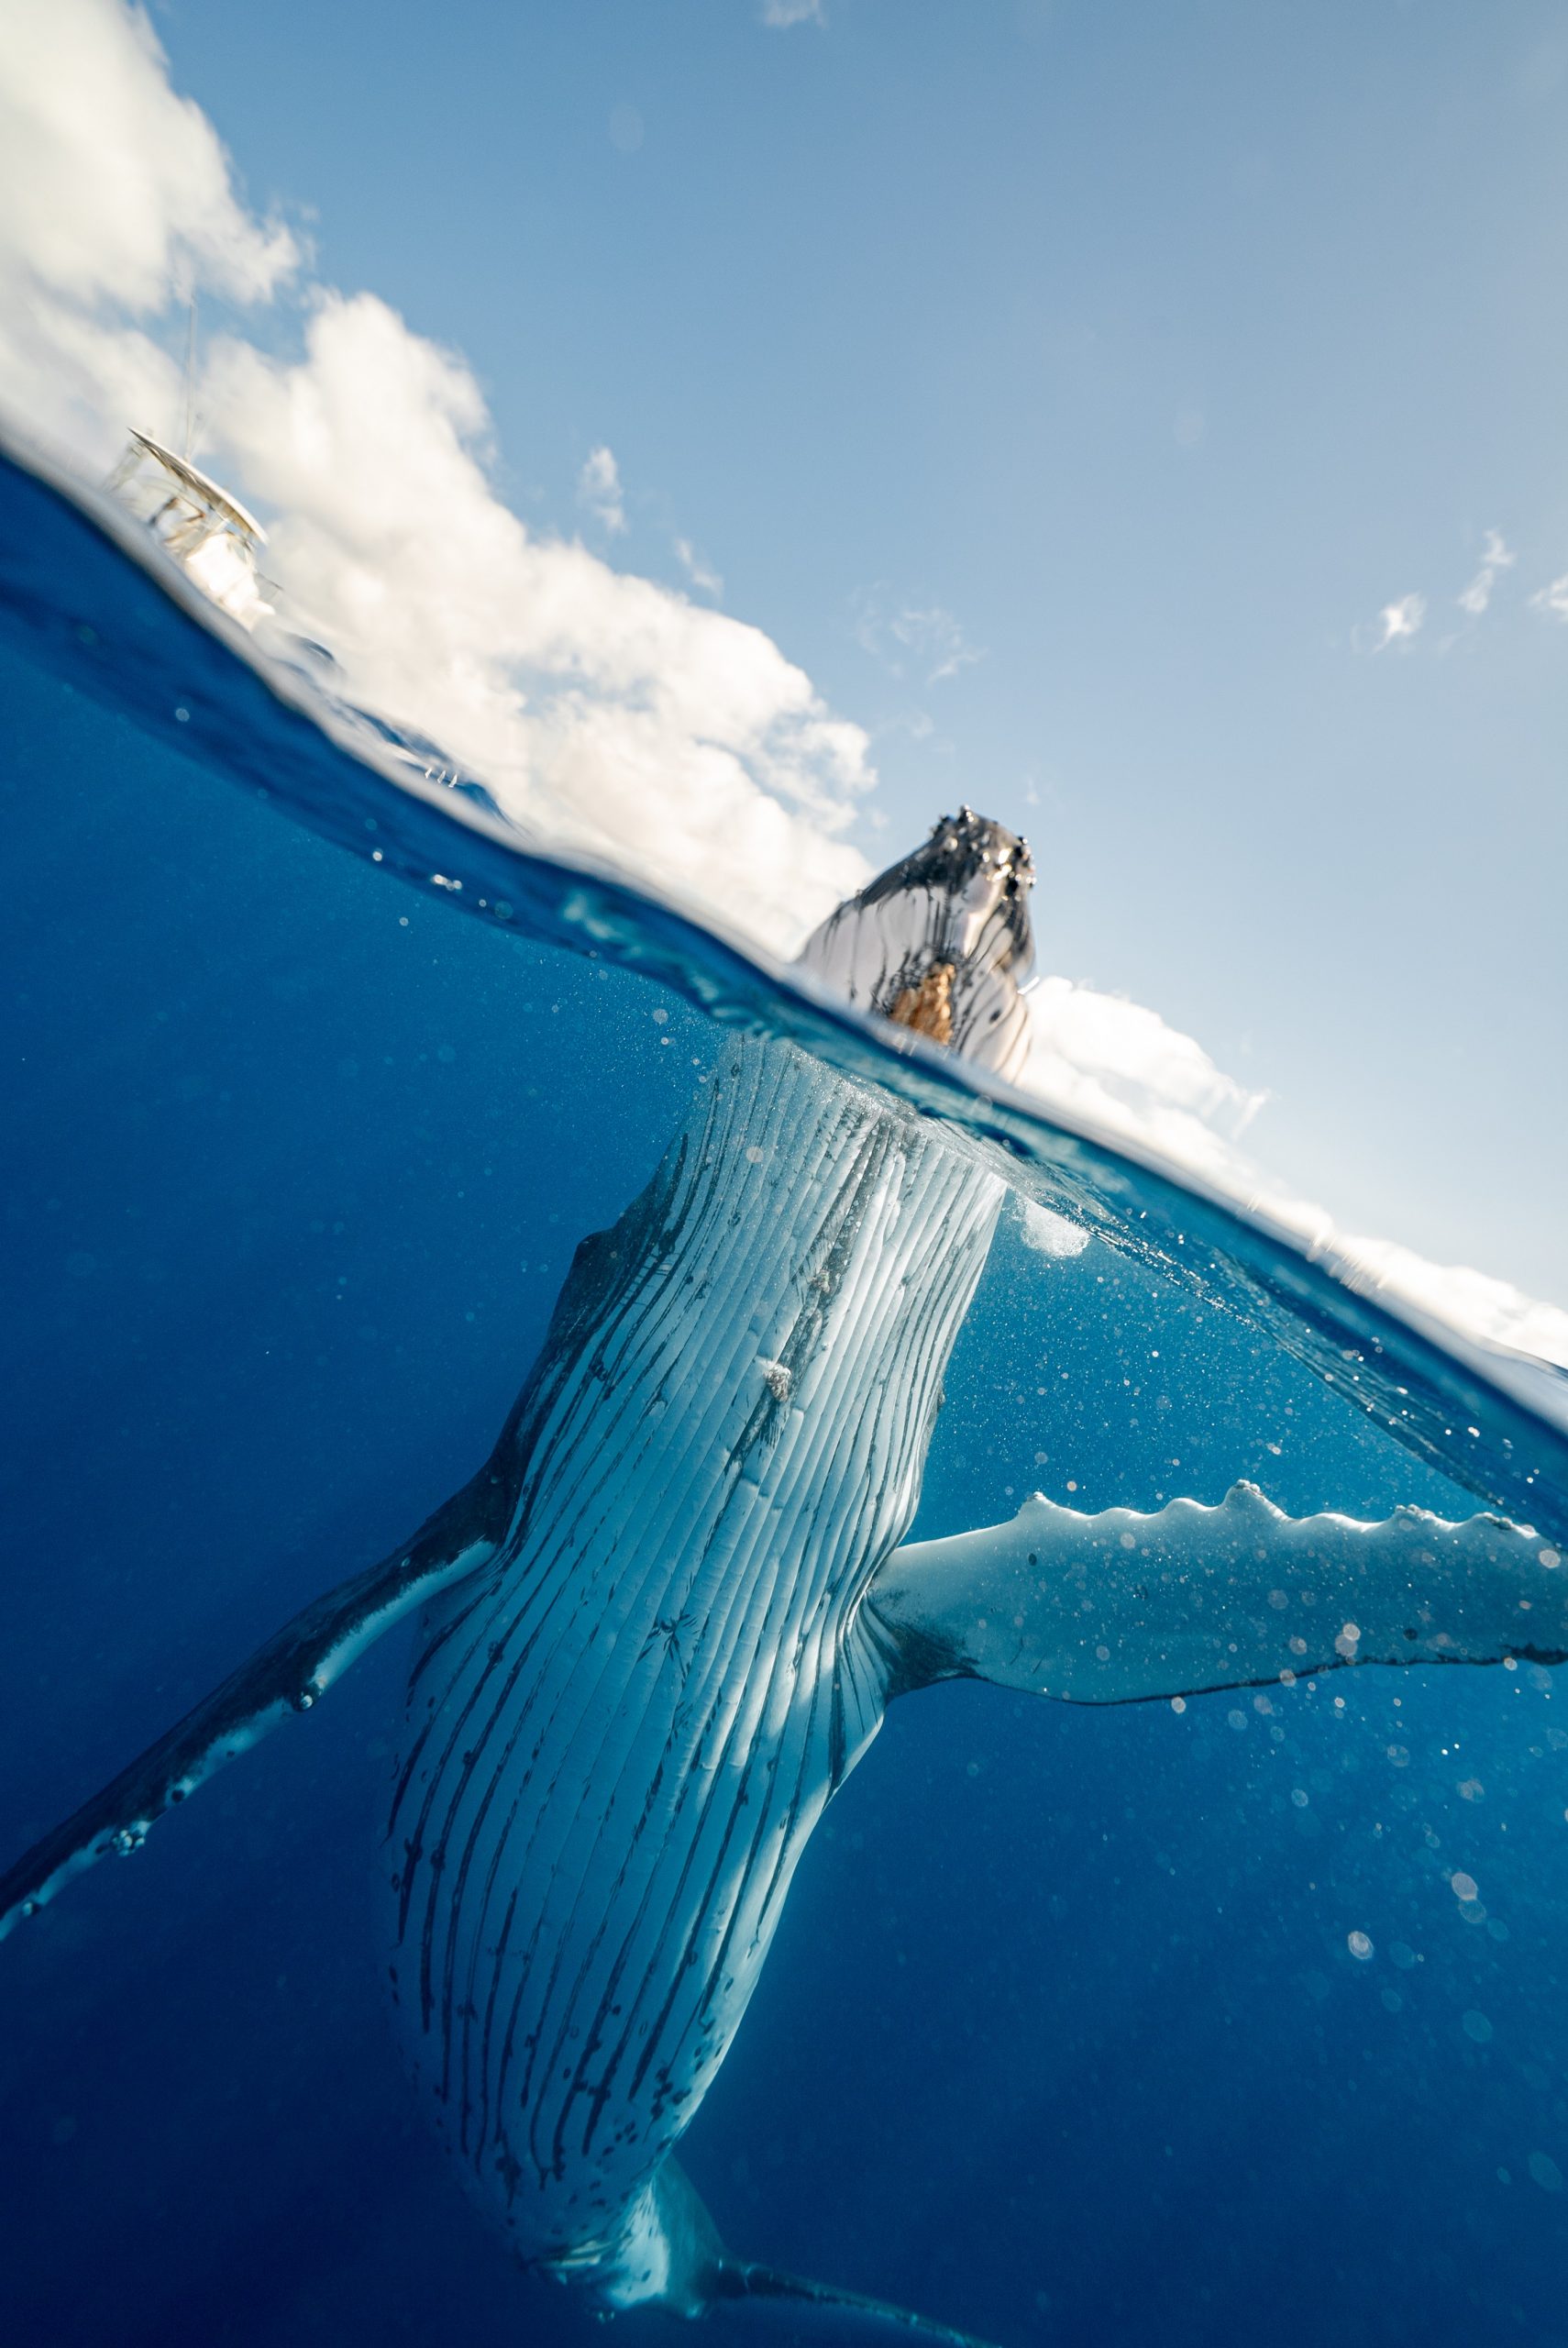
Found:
[793,806,1036,1083]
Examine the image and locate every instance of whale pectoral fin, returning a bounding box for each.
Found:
[866,1483,1567,1704]
[0,1468,506,1943]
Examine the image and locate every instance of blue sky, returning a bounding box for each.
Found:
[6,0,1568,1305]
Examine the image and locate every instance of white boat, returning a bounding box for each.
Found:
[105,429,270,629]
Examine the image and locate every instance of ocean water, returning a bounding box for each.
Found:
[3,433,1568,2348]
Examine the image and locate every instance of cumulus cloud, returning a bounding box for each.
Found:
[1019,976,1267,1189]
[0,0,297,464]
[1013,978,1568,1370]
[1457,528,1515,617]
[2,2,1562,1375]
[0,0,873,950]
[200,295,871,942]
[578,443,627,536]
[1375,592,1426,649]
[0,0,296,313]
[761,0,826,25]
[1327,1237,1568,1372]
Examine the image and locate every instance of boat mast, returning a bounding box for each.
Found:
[182,296,197,462]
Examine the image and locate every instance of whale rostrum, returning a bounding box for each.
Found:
[2,809,1562,2344]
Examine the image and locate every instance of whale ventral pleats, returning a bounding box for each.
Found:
[795,805,1036,1082]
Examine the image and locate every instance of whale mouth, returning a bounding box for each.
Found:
[795,806,1035,1080]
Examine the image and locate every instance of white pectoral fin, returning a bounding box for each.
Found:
[866,1482,1568,1704]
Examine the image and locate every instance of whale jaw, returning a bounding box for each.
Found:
[795,806,1035,1082]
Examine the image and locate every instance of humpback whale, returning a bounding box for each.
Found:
[3,808,1563,2341]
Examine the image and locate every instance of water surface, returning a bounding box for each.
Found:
[3,438,1567,2348]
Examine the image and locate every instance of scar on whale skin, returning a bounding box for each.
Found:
[2,806,1563,2348]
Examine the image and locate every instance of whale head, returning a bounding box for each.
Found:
[795,806,1035,1081]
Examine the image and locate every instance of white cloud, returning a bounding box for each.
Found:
[1375,592,1426,649]
[675,537,723,599]
[1014,980,1568,1372]
[1457,528,1515,617]
[0,0,296,313]
[203,295,871,944]
[578,443,627,535]
[855,589,984,685]
[1019,976,1267,1188]
[4,2,1563,1379]
[1530,572,1568,622]
[0,0,297,466]
[1327,1237,1568,1372]
[0,0,873,953]
[762,0,826,25]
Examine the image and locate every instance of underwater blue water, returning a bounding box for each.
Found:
[4,435,1568,2346]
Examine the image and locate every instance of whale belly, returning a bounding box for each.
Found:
[387,1038,1004,2268]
